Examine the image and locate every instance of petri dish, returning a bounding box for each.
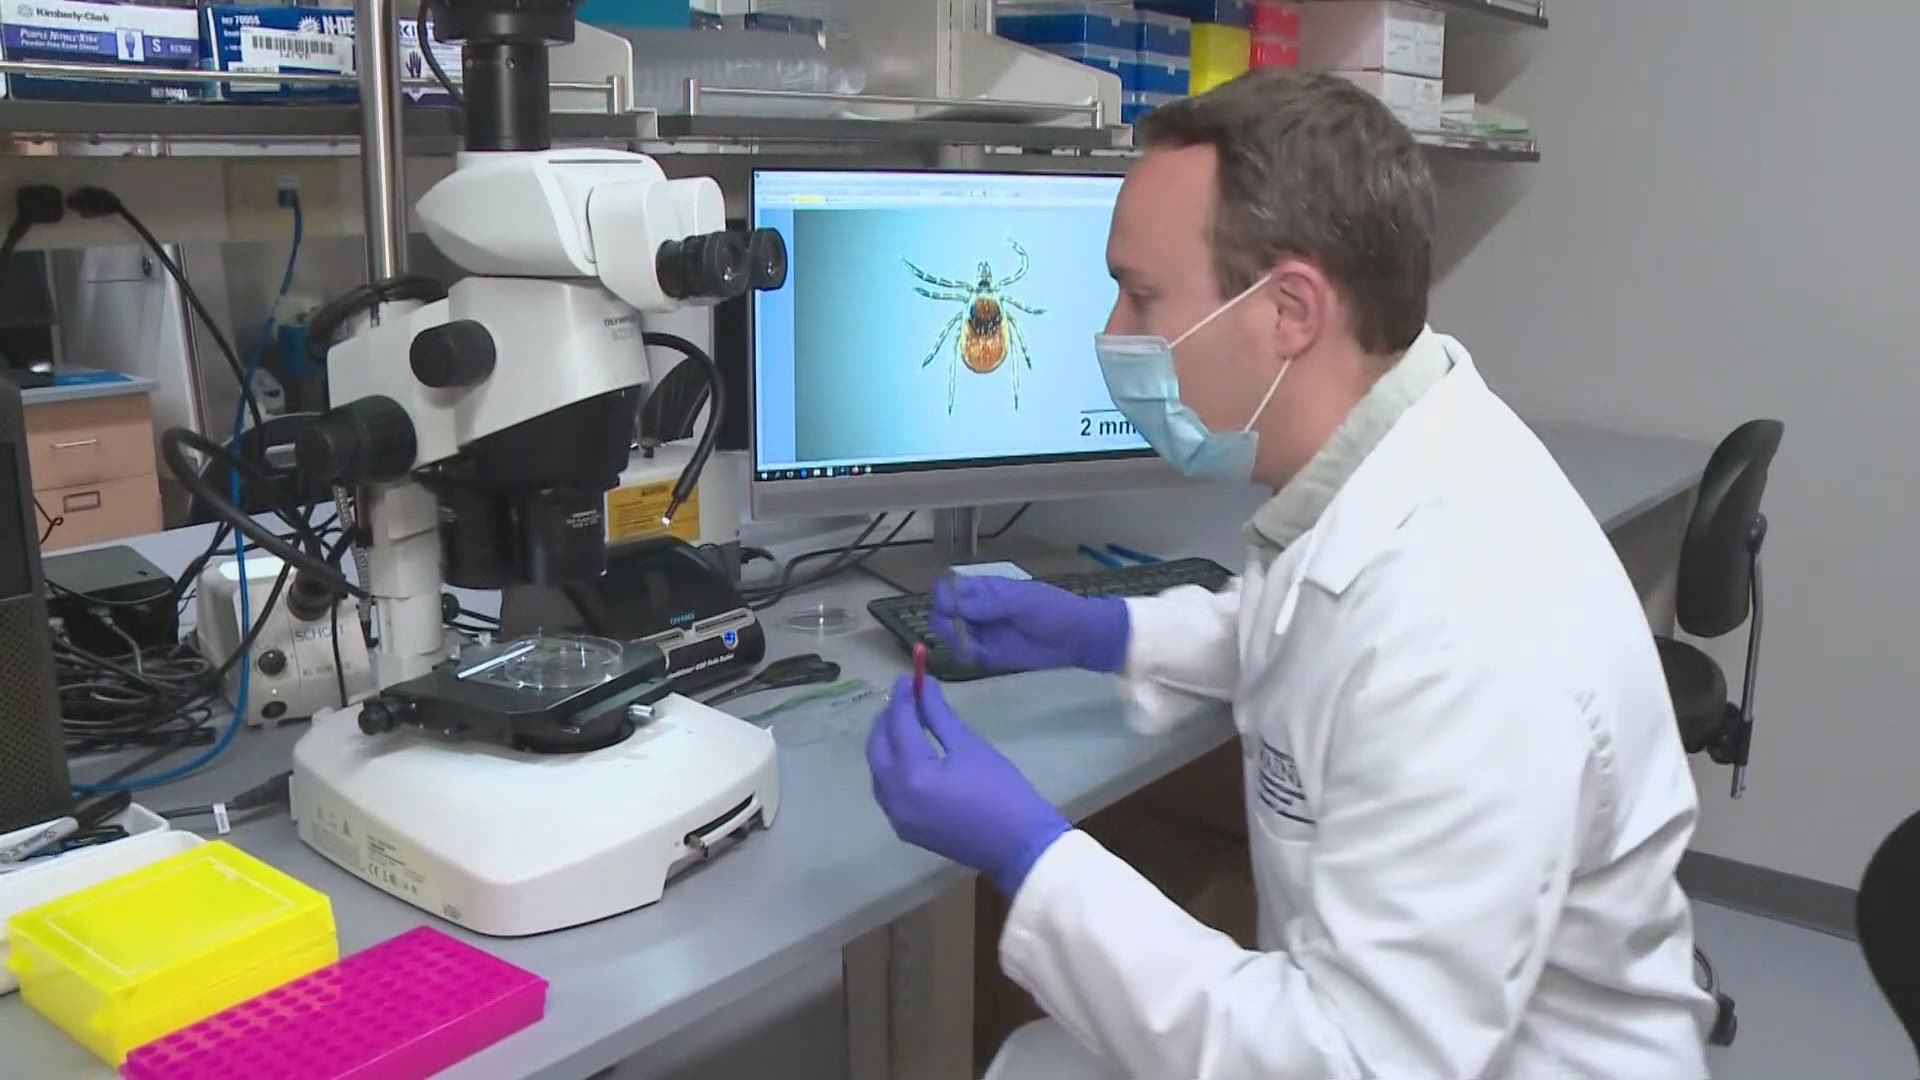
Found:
[784,603,860,636]
[457,635,623,691]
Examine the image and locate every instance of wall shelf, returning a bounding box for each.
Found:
[651,112,1126,150]
[0,102,1527,161]
[0,100,634,156]
[1417,132,1539,162]
[1431,0,1548,30]
[0,99,1130,157]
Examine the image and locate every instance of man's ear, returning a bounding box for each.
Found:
[1266,257,1331,359]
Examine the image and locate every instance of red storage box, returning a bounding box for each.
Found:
[1252,1,1301,39]
[1251,34,1300,68]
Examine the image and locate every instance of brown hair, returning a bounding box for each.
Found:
[1139,69,1435,355]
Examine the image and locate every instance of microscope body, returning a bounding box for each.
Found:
[290,1,785,936]
[321,149,742,686]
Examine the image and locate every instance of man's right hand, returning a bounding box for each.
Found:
[930,576,1131,674]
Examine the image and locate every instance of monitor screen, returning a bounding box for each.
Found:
[750,169,1149,491]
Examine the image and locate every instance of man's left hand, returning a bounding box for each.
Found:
[866,676,1071,896]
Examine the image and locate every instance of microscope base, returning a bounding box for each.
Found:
[291,694,779,937]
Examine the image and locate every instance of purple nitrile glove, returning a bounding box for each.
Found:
[867,675,1071,896]
[930,576,1131,673]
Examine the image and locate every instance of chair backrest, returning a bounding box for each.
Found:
[1675,419,1784,638]
[1858,809,1920,1066]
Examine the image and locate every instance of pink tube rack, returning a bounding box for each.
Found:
[120,926,547,1080]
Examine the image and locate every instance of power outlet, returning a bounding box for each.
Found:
[224,160,344,240]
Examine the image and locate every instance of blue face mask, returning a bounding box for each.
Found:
[1094,274,1293,482]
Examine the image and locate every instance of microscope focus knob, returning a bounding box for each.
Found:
[296,396,417,484]
[410,320,496,389]
[358,695,412,736]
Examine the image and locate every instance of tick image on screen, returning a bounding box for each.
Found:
[903,238,1048,414]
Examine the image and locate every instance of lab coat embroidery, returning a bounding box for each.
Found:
[1257,739,1313,826]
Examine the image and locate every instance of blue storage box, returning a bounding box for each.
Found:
[1131,53,1190,96]
[575,0,690,29]
[0,0,201,102]
[738,12,827,36]
[1134,0,1253,29]
[997,2,1137,51]
[1135,10,1191,57]
[1121,90,1181,126]
[1039,42,1133,90]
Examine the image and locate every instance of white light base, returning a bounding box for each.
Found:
[292,694,778,937]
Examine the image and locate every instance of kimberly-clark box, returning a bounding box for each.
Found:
[202,5,356,101]
[397,17,463,106]
[1334,69,1440,132]
[1301,0,1443,79]
[0,0,201,101]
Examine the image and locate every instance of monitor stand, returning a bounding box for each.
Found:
[858,506,1088,598]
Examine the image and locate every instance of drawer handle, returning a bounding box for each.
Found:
[51,438,101,450]
[61,490,103,513]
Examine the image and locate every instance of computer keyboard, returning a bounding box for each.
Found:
[867,557,1235,682]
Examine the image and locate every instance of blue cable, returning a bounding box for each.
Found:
[75,192,304,795]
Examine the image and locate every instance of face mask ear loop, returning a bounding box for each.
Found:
[1242,356,1294,434]
[1170,272,1275,350]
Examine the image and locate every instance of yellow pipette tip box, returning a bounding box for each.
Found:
[5,840,337,1064]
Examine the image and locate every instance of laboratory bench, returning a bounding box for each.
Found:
[1,422,1709,1080]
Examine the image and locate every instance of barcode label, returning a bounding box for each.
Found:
[239,27,350,72]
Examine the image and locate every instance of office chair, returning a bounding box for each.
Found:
[184,412,321,525]
[1858,809,1920,1072]
[1655,419,1785,801]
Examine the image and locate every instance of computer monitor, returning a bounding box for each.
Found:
[748,168,1175,521]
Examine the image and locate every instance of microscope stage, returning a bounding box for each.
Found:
[291,694,779,937]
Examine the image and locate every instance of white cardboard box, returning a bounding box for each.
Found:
[1335,69,1442,132]
[1302,0,1444,79]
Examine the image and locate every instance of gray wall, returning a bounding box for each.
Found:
[1430,0,1920,888]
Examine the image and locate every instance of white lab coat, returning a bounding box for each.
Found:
[993,341,1715,1080]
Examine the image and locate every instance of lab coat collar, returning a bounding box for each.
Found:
[1295,333,1487,596]
[1246,327,1454,554]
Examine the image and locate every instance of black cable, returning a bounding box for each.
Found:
[984,502,1031,540]
[417,0,464,113]
[305,275,446,371]
[641,332,724,526]
[63,561,294,760]
[65,188,264,433]
[160,427,367,600]
[747,513,917,611]
[330,596,349,708]
[51,544,284,758]
[156,771,293,821]
[33,493,62,543]
[740,513,889,603]
[740,502,1030,606]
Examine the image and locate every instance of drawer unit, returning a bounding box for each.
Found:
[24,396,158,490]
[36,476,162,551]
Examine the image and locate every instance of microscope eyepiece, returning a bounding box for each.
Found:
[747,227,788,291]
[655,231,749,301]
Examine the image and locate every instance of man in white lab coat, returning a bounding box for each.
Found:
[865,69,1715,1079]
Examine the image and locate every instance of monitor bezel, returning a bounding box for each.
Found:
[746,165,1179,520]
